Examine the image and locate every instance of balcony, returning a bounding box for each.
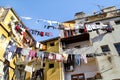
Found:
[61,33,89,45]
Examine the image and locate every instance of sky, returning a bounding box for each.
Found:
[0,0,120,41]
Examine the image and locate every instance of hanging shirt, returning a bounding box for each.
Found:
[36,42,40,48]
[15,47,23,57]
[21,48,30,56]
[37,51,44,59]
[7,52,13,62]
[45,32,50,37]
[62,52,68,62]
[56,54,64,62]
[48,53,56,60]
[29,50,37,58]
[81,54,87,64]
[8,44,17,53]
[85,24,92,32]
[15,25,23,35]
[91,24,97,31]
[75,54,81,66]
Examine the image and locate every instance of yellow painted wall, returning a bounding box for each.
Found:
[44,38,62,80]
[3,9,22,45]
[0,24,10,61]
[46,39,59,53]
[2,9,31,80]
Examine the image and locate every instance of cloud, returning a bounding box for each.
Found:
[21,16,32,20]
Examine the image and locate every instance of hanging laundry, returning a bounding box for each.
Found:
[49,32,53,36]
[14,65,26,80]
[39,31,44,37]
[81,54,87,64]
[62,52,68,62]
[64,54,74,71]
[7,52,13,62]
[29,50,37,59]
[56,54,64,62]
[91,24,98,31]
[75,54,81,66]
[11,21,22,41]
[15,47,23,58]
[43,52,49,61]
[44,25,56,29]
[45,32,50,37]
[37,51,44,59]
[15,25,23,35]
[101,24,114,32]
[21,48,31,56]
[32,68,44,80]
[24,65,33,73]
[6,41,17,58]
[85,24,92,32]
[36,42,40,48]
[48,53,56,60]
[58,23,64,30]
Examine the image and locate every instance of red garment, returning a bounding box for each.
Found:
[84,27,87,32]
[40,32,44,36]
[15,25,20,31]
[15,25,23,35]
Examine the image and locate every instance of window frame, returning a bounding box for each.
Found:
[71,73,85,80]
[101,45,110,52]
[114,42,120,55]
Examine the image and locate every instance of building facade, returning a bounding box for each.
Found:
[0,7,36,80]
[40,37,63,80]
[59,6,120,80]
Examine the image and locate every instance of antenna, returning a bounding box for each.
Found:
[97,5,104,13]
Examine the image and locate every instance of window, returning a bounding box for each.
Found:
[10,16,15,20]
[49,63,54,68]
[74,45,81,48]
[0,34,6,42]
[101,45,110,52]
[114,43,120,55]
[50,42,55,46]
[95,22,100,25]
[43,63,45,67]
[71,73,85,80]
[115,20,120,25]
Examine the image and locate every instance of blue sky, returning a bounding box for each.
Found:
[0,0,120,41]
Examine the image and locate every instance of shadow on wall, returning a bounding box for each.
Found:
[92,33,107,43]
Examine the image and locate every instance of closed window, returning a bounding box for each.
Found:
[50,42,55,46]
[114,43,120,55]
[101,45,110,52]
